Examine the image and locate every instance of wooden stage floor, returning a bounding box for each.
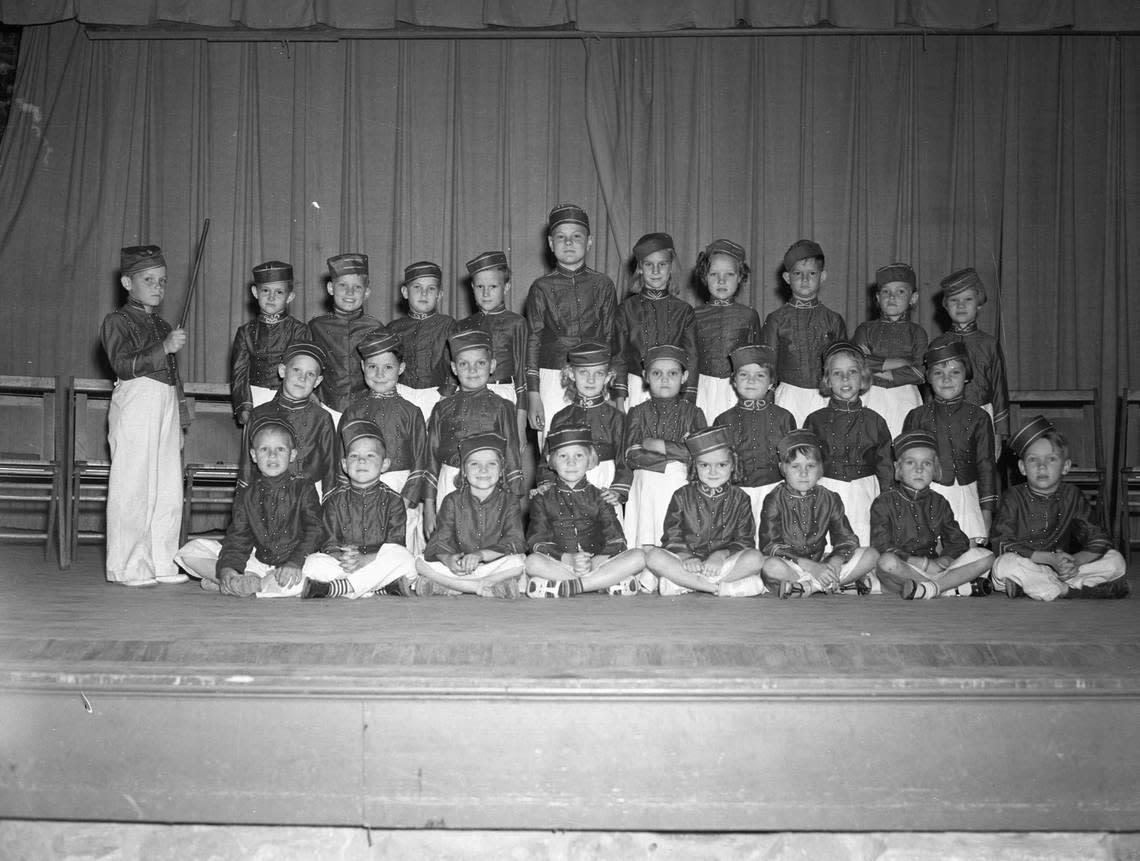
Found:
[2,543,1139,832]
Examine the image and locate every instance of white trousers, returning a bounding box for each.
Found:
[173,537,304,597]
[990,549,1126,601]
[861,384,921,439]
[624,462,689,592]
[656,548,766,596]
[773,382,828,427]
[933,480,986,542]
[536,368,571,449]
[418,554,526,595]
[380,469,425,556]
[106,377,183,583]
[302,543,417,598]
[695,375,736,427]
[819,474,880,546]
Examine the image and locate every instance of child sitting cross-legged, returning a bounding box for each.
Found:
[759,429,879,597]
[298,420,417,599]
[414,432,527,598]
[989,416,1128,601]
[870,430,995,600]
[524,426,645,598]
[174,417,323,597]
[643,427,768,597]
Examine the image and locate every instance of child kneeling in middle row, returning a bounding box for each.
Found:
[524,426,644,598]
[644,427,767,597]
[299,419,417,599]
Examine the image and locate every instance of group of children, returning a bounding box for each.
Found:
[100,203,1129,602]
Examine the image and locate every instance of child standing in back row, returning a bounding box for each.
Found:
[693,239,762,424]
[101,244,188,586]
[525,203,619,447]
[387,260,460,423]
[760,239,847,425]
[612,232,698,409]
[852,262,927,437]
[229,260,313,426]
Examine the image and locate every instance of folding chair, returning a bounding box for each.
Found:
[67,378,114,566]
[0,375,71,566]
[180,382,242,545]
[1113,388,1140,562]
[1007,389,1108,528]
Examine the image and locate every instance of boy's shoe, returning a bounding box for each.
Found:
[300,578,331,599]
[853,575,873,596]
[526,576,560,599]
[119,578,159,587]
[1062,580,1131,600]
[901,580,938,600]
[414,577,442,597]
[778,581,798,599]
[156,572,190,585]
[382,576,412,597]
[199,578,220,593]
[969,577,993,597]
[1003,580,1024,599]
[607,576,640,597]
[490,577,520,600]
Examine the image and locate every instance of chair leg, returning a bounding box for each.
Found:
[45,477,58,563]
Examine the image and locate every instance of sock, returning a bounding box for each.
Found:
[326,578,351,597]
[558,577,584,597]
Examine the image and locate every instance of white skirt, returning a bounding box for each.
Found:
[774,382,828,427]
[250,384,277,409]
[537,367,571,448]
[399,383,445,424]
[934,480,986,542]
[624,462,689,592]
[625,373,649,410]
[657,548,757,596]
[861,384,921,439]
[436,462,461,512]
[818,474,880,546]
[380,468,425,556]
[695,375,736,427]
[741,482,782,544]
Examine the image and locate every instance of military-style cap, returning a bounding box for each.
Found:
[893,430,938,458]
[448,328,493,358]
[466,250,509,277]
[340,418,385,450]
[248,415,297,447]
[729,344,776,373]
[1010,415,1056,460]
[923,338,969,369]
[633,232,674,262]
[685,426,732,458]
[282,341,327,371]
[783,239,824,272]
[357,330,402,360]
[327,253,369,278]
[567,341,611,367]
[403,261,442,285]
[458,431,506,462]
[121,245,165,276]
[876,262,916,289]
[643,344,689,370]
[777,428,823,459]
[705,238,747,264]
[940,267,987,304]
[823,340,864,363]
[548,203,589,232]
[252,260,293,285]
[546,425,593,453]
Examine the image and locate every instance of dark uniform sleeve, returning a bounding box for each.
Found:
[230,324,253,419]
[216,487,257,574]
[287,482,326,568]
[871,411,894,493]
[424,403,444,500]
[661,488,690,554]
[511,314,530,404]
[823,491,859,562]
[100,312,169,380]
[869,493,898,555]
[597,493,628,556]
[403,407,431,506]
[990,339,1011,437]
[381,489,409,548]
[758,490,792,558]
[315,408,339,492]
[523,282,548,393]
[973,414,998,511]
[990,488,1030,556]
[724,491,757,554]
[679,304,699,402]
[935,495,971,559]
[498,398,524,497]
[525,489,559,555]
[489,494,527,556]
[423,493,459,560]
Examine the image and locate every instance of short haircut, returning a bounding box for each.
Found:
[453,345,494,363]
[473,264,511,284]
[818,344,873,397]
[251,423,295,449]
[346,434,386,457]
[734,357,777,381]
[780,443,822,465]
[1023,430,1071,462]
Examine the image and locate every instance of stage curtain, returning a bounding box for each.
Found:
[0,21,1137,407]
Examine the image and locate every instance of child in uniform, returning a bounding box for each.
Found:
[387,260,459,423]
[457,250,528,444]
[759,430,879,597]
[643,427,768,597]
[174,417,323,597]
[715,345,796,530]
[337,330,429,553]
[101,244,188,586]
[693,239,762,424]
[852,262,927,437]
[541,340,631,505]
[415,432,527,598]
[760,239,847,425]
[241,342,337,495]
[804,341,893,546]
[871,430,995,600]
[308,253,384,422]
[902,340,996,543]
[425,329,524,532]
[524,427,645,598]
[989,416,1128,601]
[525,203,618,446]
[229,260,313,426]
[622,345,707,577]
[299,419,417,599]
[613,232,698,409]
[936,267,1010,450]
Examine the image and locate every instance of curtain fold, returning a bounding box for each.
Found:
[0,22,1136,414]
